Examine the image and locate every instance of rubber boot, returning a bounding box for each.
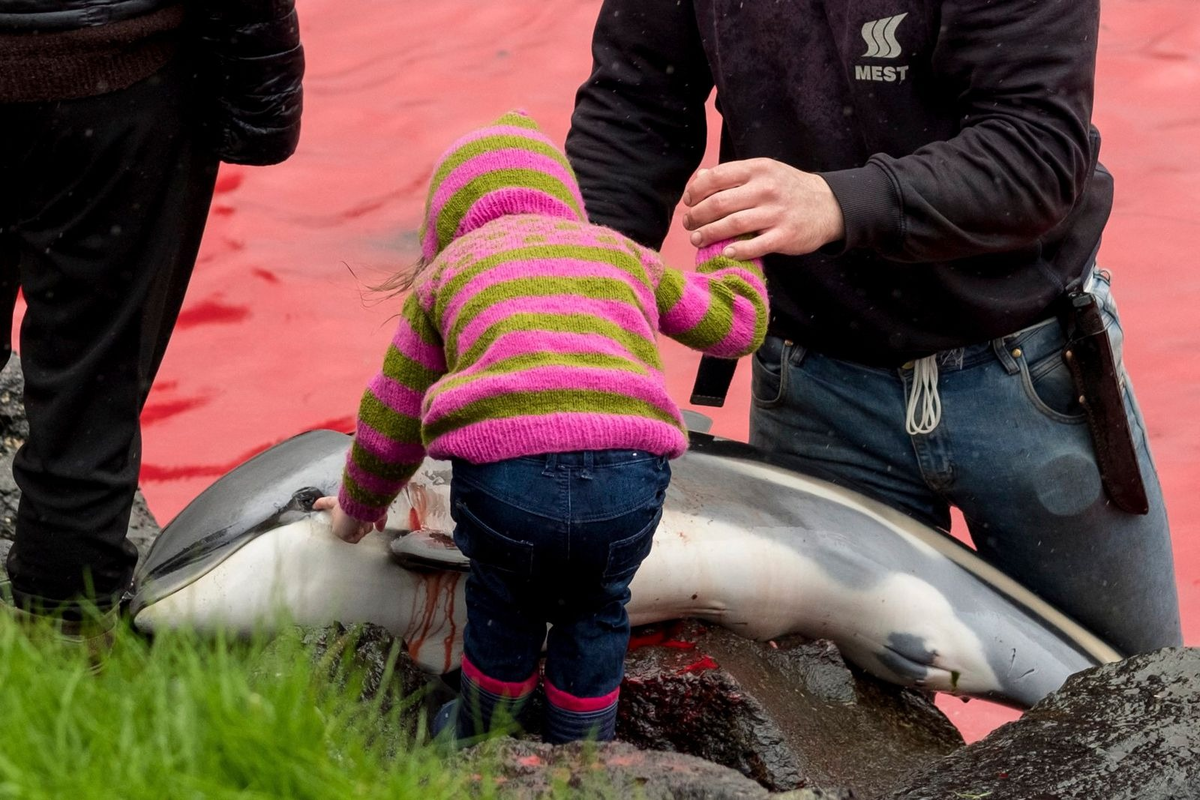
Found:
[543,681,619,744]
[0,580,120,670]
[431,669,536,749]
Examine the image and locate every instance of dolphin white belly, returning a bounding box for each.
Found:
[130,430,1120,708]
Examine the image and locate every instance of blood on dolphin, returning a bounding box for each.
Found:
[128,429,1121,709]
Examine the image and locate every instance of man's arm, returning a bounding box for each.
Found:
[566,0,715,249]
[687,0,1102,263]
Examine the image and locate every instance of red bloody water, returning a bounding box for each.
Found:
[678,656,721,676]
[13,0,1196,743]
[628,621,701,651]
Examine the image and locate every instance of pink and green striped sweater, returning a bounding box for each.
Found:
[339,112,768,522]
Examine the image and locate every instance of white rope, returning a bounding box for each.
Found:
[904,355,942,436]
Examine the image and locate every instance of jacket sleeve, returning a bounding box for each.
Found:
[195,0,305,166]
[652,240,768,358]
[818,0,1101,262]
[566,0,714,249]
[338,290,446,523]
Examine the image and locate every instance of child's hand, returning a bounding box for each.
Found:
[313,496,386,544]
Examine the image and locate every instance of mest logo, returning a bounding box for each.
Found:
[856,13,910,83]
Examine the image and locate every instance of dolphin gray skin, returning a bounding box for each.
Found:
[129,428,1121,708]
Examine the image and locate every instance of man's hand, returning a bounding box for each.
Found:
[682,158,846,260]
[313,496,386,544]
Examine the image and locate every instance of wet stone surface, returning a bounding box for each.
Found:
[618,621,962,798]
[297,622,456,741]
[0,357,160,576]
[889,647,1200,800]
[454,739,858,799]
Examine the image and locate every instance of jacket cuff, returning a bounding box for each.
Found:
[817,161,903,255]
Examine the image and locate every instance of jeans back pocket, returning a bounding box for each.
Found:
[602,509,660,582]
[451,498,536,578]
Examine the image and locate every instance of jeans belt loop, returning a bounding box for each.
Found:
[992,338,1021,375]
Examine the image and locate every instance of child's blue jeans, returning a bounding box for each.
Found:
[449,449,670,744]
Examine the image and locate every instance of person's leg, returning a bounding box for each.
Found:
[448,457,565,741]
[4,60,219,612]
[749,335,951,530]
[939,272,1181,654]
[451,560,545,741]
[541,451,669,744]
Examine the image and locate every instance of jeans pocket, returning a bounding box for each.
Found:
[452,498,535,578]
[1020,349,1086,424]
[751,337,791,407]
[602,509,660,582]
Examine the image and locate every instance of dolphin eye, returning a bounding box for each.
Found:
[292,487,325,512]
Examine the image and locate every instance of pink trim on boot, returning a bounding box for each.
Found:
[461,655,538,698]
[544,679,620,713]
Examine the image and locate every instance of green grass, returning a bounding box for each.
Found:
[0,616,482,800]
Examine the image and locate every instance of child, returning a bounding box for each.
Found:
[315,111,767,744]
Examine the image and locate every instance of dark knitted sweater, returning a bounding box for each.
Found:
[0,5,184,103]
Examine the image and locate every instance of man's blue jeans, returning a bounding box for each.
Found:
[449,450,670,743]
[750,270,1182,655]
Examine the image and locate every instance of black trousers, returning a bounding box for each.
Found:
[0,59,219,609]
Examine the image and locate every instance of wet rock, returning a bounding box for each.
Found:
[0,356,161,573]
[0,355,29,558]
[618,621,962,798]
[454,739,858,799]
[296,622,455,740]
[890,648,1200,800]
[124,491,161,564]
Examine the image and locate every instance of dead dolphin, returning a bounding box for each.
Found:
[129,428,1120,708]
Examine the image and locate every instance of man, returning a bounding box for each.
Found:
[0,0,304,644]
[566,0,1182,655]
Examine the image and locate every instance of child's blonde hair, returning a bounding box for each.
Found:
[371,254,431,299]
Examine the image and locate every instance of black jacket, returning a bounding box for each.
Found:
[0,0,167,30]
[567,0,1113,366]
[0,0,304,166]
[194,0,305,165]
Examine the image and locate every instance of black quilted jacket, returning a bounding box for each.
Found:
[193,0,305,165]
[0,0,168,30]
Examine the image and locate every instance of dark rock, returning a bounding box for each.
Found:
[0,355,29,560]
[454,739,858,799]
[0,355,161,574]
[125,491,161,564]
[618,621,962,798]
[890,648,1200,800]
[297,622,456,741]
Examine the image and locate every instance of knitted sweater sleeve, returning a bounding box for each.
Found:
[338,289,447,522]
[652,241,768,359]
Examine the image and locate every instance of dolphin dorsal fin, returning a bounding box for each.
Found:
[388,529,470,572]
